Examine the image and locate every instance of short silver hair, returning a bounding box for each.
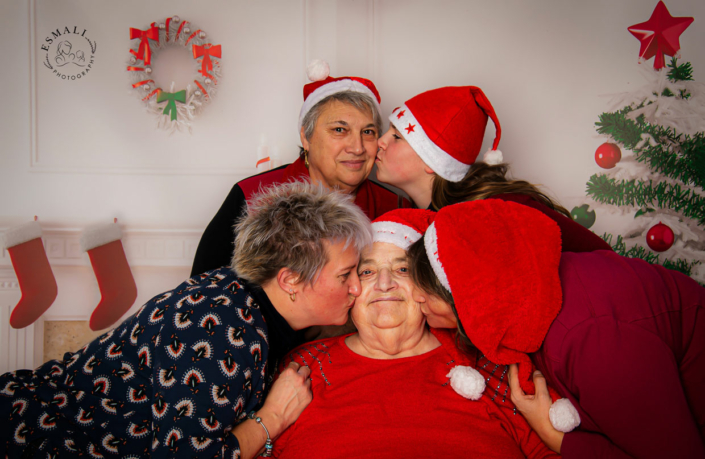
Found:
[301,90,382,143]
[231,180,373,286]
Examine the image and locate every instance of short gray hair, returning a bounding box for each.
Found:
[231,180,373,286]
[301,90,382,144]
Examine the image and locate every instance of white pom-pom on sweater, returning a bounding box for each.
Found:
[447,364,580,433]
[447,365,486,401]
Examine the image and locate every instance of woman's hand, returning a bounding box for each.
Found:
[508,364,564,454]
[257,361,313,439]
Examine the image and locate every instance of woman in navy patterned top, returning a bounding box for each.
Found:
[0,181,372,459]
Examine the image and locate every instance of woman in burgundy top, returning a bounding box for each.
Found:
[375,85,610,253]
[408,199,705,458]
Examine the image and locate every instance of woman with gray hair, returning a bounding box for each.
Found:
[0,181,372,459]
[191,60,408,277]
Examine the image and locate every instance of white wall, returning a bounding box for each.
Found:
[1,1,703,327]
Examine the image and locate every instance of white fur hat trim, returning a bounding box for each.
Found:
[424,223,452,293]
[447,365,486,401]
[80,222,123,252]
[298,79,380,132]
[390,104,470,182]
[549,398,581,432]
[483,148,503,165]
[306,59,330,81]
[2,221,42,249]
[372,221,422,250]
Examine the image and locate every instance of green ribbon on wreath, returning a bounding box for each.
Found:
[157,90,186,121]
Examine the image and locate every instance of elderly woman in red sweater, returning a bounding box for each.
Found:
[407,199,705,458]
[269,209,558,459]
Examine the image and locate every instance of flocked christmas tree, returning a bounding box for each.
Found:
[571,1,705,284]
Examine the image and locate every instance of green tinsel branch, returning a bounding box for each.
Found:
[586,174,705,225]
[637,129,705,189]
[595,108,643,149]
[667,58,694,82]
[595,108,705,189]
[601,233,700,282]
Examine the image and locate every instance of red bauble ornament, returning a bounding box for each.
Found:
[595,143,622,169]
[646,222,674,252]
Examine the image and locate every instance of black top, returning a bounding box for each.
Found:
[247,280,306,382]
[192,183,247,276]
[191,164,290,277]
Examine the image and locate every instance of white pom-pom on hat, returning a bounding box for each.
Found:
[447,365,486,401]
[549,398,581,432]
[483,148,503,165]
[306,59,330,82]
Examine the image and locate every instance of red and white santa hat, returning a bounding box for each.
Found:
[423,199,581,432]
[371,209,436,250]
[390,86,503,182]
[298,60,381,132]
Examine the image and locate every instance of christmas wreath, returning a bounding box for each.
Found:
[127,16,221,132]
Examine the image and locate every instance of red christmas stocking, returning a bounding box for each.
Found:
[80,222,138,331]
[3,221,58,329]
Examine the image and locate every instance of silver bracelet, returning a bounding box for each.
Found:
[248,411,273,457]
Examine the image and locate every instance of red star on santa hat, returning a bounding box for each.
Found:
[628,1,693,70]
[397,110,406,119]
[405,123,415,134]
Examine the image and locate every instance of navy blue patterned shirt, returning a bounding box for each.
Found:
[0,268,296,458]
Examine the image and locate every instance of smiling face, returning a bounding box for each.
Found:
[352,242,426,332]
[295,239,363,327]
[301,100,378,194]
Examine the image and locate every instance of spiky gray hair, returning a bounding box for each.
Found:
[231,180,373,286]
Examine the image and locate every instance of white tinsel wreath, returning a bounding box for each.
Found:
[126,16,222,133]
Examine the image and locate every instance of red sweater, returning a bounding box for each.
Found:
[272,330,557,459]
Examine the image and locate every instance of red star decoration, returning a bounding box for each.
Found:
[627,1,693,70]
[405,123,415,134]
[396,110,406,119]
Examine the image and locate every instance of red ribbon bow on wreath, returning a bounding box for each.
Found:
[192,44,221,78]
[130,22,160,65]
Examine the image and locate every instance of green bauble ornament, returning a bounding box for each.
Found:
[570,204,596,229]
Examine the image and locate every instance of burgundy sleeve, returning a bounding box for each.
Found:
[557,320,705,459]
[561,431,633,458]
[486,194,612,253]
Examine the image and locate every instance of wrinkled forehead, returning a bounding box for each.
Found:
[360,241,407,264]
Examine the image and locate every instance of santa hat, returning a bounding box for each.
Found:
[371,209,436,250]
[423,199,581,432]
[298,60,381,132]
[390,86,502,182]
